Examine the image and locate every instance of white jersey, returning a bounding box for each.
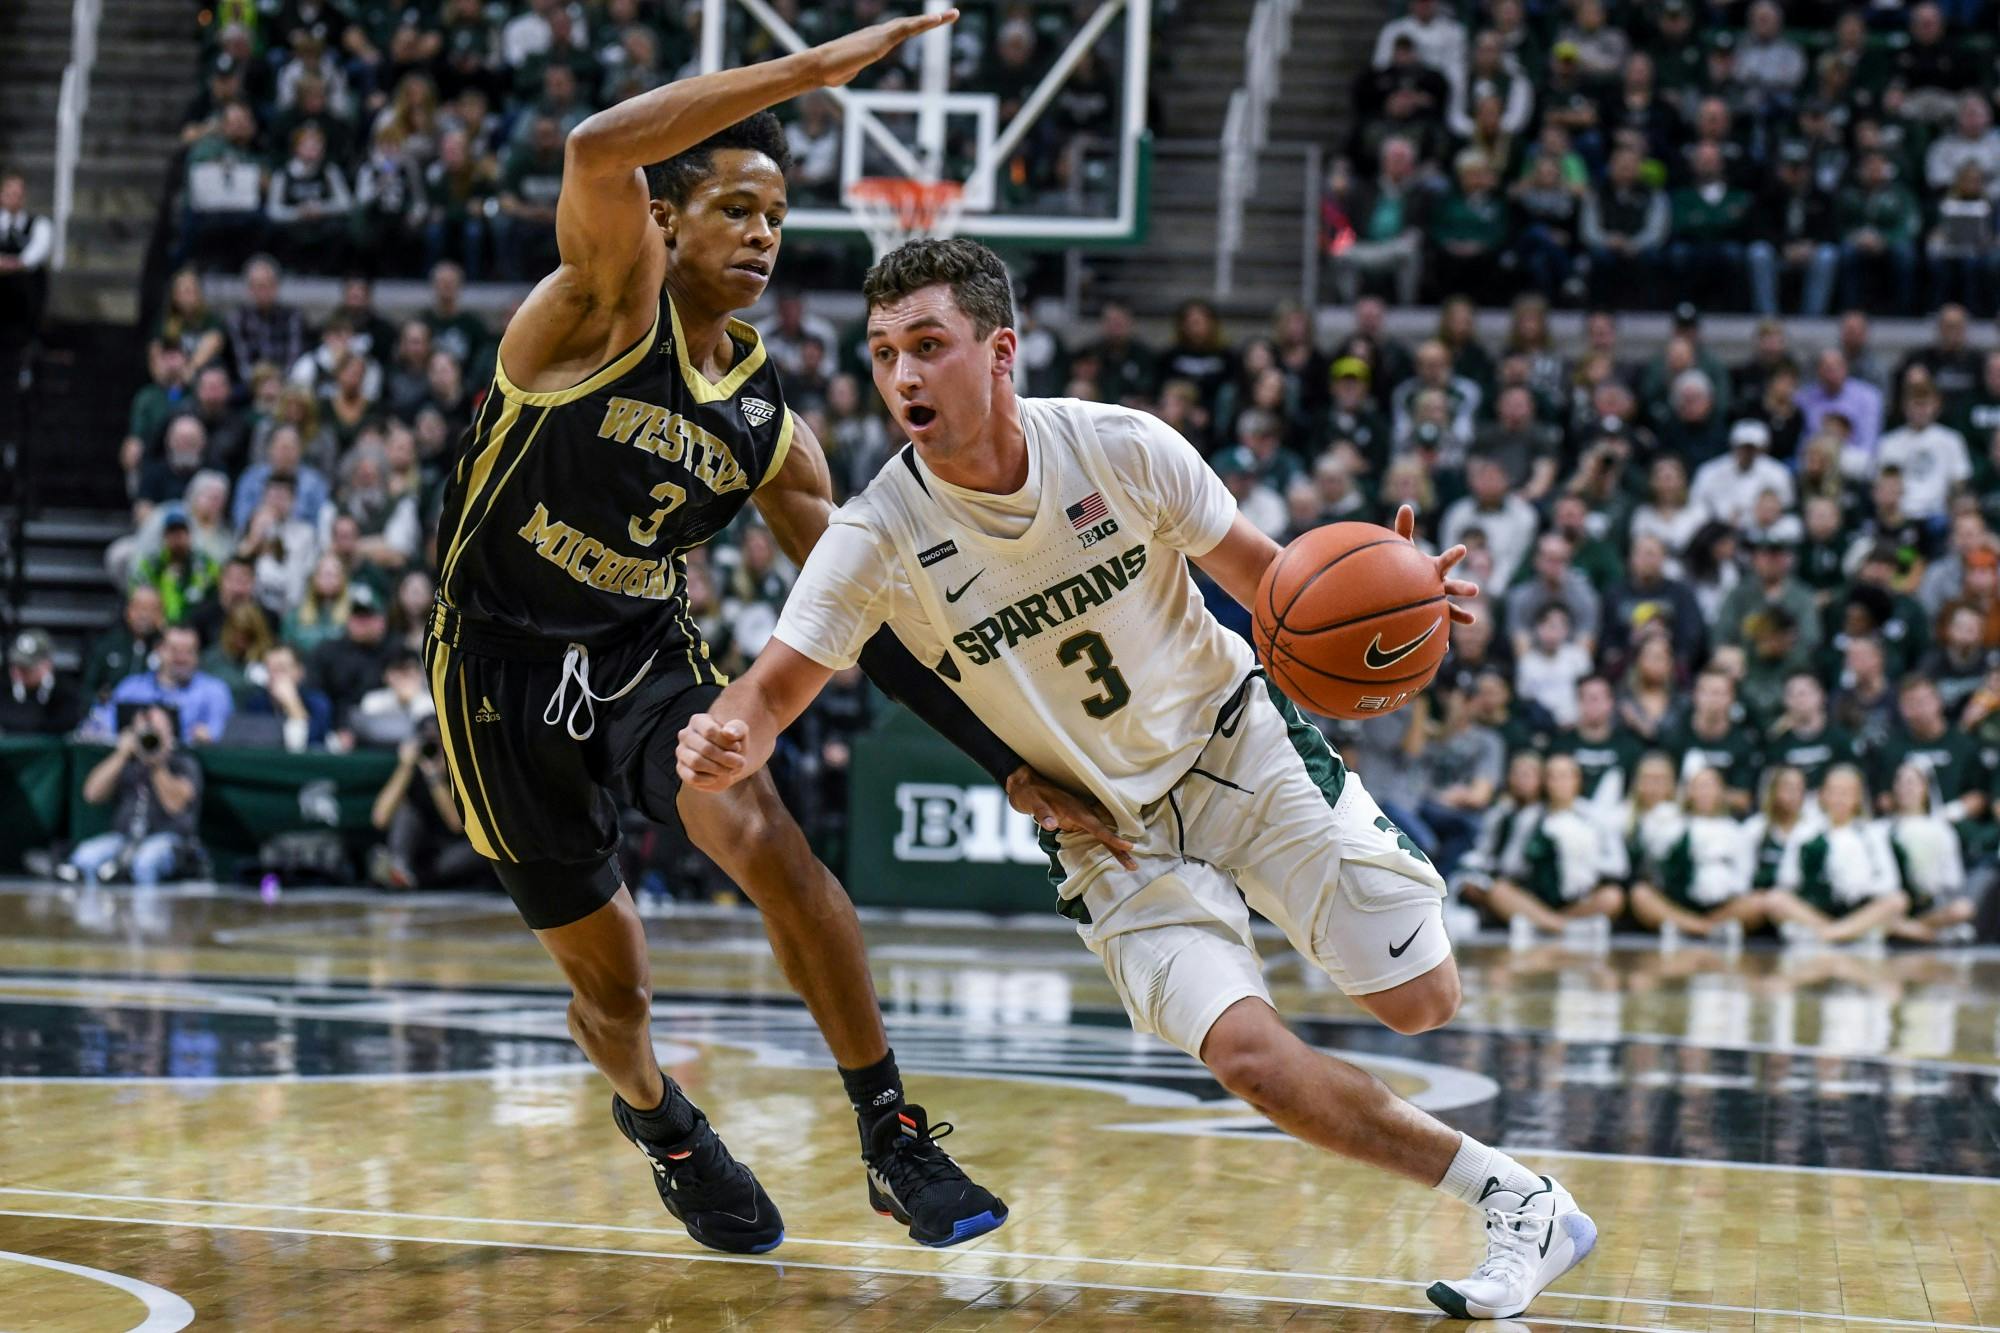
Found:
[774,396,1257,832]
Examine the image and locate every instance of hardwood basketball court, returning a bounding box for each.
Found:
[0,883,1995,1330]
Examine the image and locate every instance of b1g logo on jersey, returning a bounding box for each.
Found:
[1066,491,1119,548]
[894,783,1047,865]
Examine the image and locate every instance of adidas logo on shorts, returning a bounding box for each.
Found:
[740,397,777,429]
[475,697,502,723]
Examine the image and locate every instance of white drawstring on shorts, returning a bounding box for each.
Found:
[542,643,656,740]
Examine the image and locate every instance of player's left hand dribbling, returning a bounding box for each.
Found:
[676,715,751,790]
[1392,502,1480,626]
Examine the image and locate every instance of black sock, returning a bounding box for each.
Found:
[839,1049,904,1119]
[624,1075,699,1142]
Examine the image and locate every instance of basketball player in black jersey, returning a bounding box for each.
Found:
[427,11,1130,1253]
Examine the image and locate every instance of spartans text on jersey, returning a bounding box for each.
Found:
[952,544,1148,666]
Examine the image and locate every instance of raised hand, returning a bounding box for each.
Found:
[810,9,958,89]
[1392,503,1479,626]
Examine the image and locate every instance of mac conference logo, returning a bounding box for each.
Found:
[893,782,1048,864]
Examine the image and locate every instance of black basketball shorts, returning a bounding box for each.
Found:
[424,605,722,929]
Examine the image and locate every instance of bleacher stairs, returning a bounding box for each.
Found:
[1091,0,1361,317]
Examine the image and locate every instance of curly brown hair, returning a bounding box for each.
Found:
[861,237,1014,339]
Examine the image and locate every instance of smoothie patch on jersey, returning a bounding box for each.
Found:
[951,543,1148,666]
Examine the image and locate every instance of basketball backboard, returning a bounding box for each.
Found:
[698,0,1151,249]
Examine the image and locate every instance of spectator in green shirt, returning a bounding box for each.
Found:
[494,114,564,280]
[1428,149,1511,303]
[1667,143,1751,311]
[1838,151,1920,314]
[126,342,192,454]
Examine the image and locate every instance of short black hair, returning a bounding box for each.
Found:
[862,237,1015,339]
[646,111,791,203]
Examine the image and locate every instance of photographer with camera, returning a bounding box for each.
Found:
[368,716,485,890]
[66,704,205,886]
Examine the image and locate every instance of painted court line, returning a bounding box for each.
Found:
[0,1248,196,1332]
[0,1205,1702,1333]
[0,1187,1990,1332]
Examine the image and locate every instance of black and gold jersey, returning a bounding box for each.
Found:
[434,290,794,647]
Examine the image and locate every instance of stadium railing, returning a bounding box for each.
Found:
[51,0,104,272]
[1217,0,1298,297]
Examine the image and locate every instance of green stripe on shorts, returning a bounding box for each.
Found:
[1263,676,1347,812]
[1039,824,1092,923]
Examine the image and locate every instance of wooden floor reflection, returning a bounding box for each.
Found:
[0,882,1996,1331]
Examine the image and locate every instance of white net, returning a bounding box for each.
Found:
[846,178,967,259]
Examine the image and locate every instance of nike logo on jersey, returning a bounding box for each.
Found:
[1388,922,1424,957]
[944,570,985,603]
[1363,622,1440,671]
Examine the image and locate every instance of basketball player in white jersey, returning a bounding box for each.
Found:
[676,239,1597,1318]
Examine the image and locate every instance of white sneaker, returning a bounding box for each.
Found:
[1508,915,1537,950]
[1712,918,1745,953]
[1427,1176,1597,1320]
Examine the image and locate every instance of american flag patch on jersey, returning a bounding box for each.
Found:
[1066,492,1109,529]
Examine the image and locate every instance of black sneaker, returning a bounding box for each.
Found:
[611,1094,784,1254]
[863,1102,1007,1248]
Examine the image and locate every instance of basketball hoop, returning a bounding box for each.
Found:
[846,177,966,259]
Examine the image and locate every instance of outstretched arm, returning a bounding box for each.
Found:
[554,12,956,307]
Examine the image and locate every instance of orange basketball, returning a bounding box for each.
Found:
[1253,522,1450,720]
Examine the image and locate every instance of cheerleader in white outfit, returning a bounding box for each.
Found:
[1742,766,1812,893]
[1885,762,1977,942]
[1616,752,1680,895]
[1472,754,1628,931]
[1627,767,1768,937]
[1454,751,1546,907]
[1764,765,1910,943]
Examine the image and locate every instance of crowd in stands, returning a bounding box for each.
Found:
[1334,0,2000,314]
[4,2,1996,939]
[2,247,889,893]
[1183,290,2000,948]
[7,226,1997,944]
[1006,288,2000,947]
[170,0,1134,279]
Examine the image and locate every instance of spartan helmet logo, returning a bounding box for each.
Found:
[299,779,341,827]
[740,397,777,430]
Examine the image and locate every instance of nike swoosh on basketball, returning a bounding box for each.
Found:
[944,570,985,603]
[1388,922,1425,957]
[1364,622,1440,671]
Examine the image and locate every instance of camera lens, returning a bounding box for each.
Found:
[139,730,163,753]
[420,739,442,761]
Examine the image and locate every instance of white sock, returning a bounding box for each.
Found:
[1436,1133,1543,1207]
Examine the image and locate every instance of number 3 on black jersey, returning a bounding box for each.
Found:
[1057,630,1131,718]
